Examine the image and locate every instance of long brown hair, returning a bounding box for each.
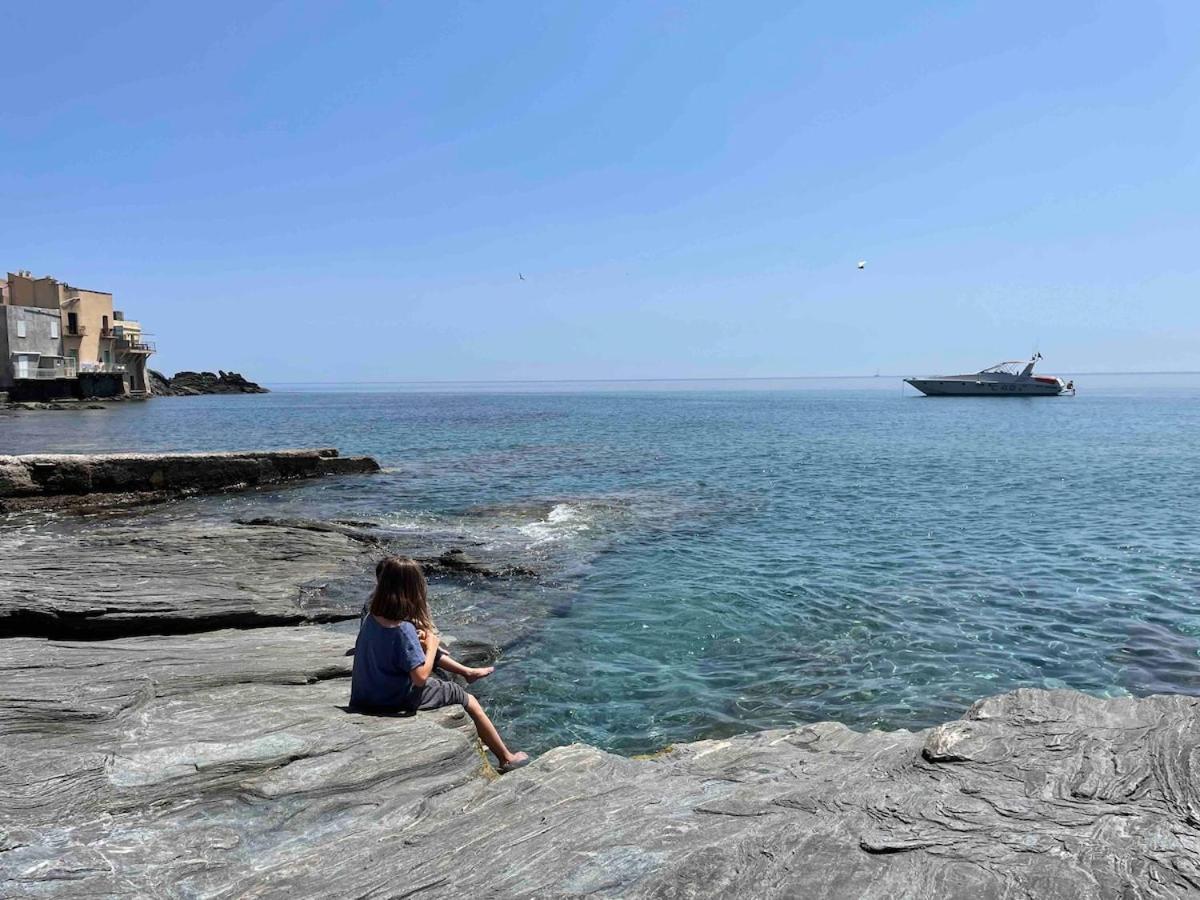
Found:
[369,556,433,631]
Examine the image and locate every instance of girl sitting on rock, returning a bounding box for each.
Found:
[350,556,530,773]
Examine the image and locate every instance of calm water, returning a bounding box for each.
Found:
[4,375,1200,755]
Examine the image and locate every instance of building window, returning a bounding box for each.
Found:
[50,319,60,339]
[16,319,26,338]
[67,312,79,334]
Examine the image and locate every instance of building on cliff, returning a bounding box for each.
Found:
[0,270,155,400]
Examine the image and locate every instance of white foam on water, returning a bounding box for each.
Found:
[518,503,592,546]
[377,516,446,533]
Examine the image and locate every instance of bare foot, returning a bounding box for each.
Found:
[498,751,530,773]
[465,666,494,683]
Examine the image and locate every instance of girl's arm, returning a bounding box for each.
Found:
[409,630,440,687]
[417,629,449,669]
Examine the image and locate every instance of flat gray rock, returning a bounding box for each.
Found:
[373,688,1200,898]
[2,621,1197,899]
[0,449,380,513]
[0,626,487,898]
[0,519,373,637]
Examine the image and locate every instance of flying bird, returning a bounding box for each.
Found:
[857,260,866,270]
[518,272,526,281]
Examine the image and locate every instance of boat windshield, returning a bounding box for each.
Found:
[979,361,1025,376]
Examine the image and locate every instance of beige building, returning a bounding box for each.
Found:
[1,270,155,397]
[3,271,67,310]
[110,312,154,393]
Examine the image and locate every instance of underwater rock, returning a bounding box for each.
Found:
[419,547,538,579]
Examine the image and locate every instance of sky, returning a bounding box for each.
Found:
[2,1,1198,381]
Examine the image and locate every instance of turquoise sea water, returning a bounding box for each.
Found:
[5,375,1200,755]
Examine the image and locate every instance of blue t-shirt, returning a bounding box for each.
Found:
[350,616,426,709]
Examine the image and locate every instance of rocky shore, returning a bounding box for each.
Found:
[149,369,268,395]
[2,456,1199,898]
[0,396,139,412]
[0,370,267,410]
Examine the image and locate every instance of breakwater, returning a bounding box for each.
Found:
[0,447,379,512]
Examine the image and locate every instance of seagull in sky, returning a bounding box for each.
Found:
[857,260,866,270]
[518,272,526,281]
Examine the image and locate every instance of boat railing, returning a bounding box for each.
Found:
[979,362,1025,376]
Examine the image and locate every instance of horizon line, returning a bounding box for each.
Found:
[259,370,1200,386]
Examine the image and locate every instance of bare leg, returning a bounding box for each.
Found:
[465,695,526,768]
[437,653,494,683]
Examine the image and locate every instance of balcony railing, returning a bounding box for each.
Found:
[115,337,156,353]
[79,362,127,374]
[64,326,88,337]
[13,360,78,380]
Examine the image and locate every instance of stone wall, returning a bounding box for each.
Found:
[76,371,126,398]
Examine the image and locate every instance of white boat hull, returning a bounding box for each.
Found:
[905,377,1064,397]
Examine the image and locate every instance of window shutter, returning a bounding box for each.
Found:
[16,319,26,338]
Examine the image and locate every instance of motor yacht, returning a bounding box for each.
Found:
[905,354,1074,396]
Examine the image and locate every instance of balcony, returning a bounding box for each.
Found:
[79,362,127,375]
[115,336,156,354]
[12,358,77,380]
[64,326,88,337]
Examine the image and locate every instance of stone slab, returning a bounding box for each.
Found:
[0,627,486,897]
[0,519,373,638]
[0,449,380,512]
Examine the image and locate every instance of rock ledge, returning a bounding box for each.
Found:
[0,448,380,512]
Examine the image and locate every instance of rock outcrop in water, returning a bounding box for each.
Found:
[3,474,1199,898]
[235,516,541,577]
[149,369,269,395]
[0,448,379,513]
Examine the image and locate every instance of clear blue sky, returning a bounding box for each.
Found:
[2,1,1197,380]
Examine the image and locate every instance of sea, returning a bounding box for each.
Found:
[4,374,1200,756]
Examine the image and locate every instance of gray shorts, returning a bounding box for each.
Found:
[407,676,469,712]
